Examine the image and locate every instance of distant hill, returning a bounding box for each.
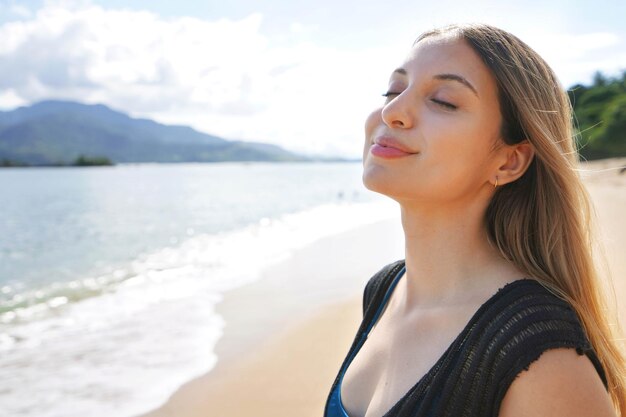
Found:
[0,100,313,165]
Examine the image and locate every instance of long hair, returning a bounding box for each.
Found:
[416,24,626,413]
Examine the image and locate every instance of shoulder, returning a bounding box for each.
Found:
[481,279,608,387]
[476,279,612,415]
[498,347,616,416]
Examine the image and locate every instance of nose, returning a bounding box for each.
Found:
[381,92,413,129]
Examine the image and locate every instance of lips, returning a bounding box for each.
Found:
[370,136,417,159]
[374,136,416,153]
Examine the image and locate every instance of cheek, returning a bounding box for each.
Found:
[363,108,382,160]
[364,108,382,140]
[426,114,492,154]
[420,117,493,182]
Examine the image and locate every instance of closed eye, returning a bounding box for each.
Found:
[431,98,457,110]
[382,92,458,111]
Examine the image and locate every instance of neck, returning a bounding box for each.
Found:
[398,199,521,310]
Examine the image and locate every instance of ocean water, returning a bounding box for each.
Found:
[0,162,397,417]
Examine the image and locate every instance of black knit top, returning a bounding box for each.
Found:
[324,259,609,417]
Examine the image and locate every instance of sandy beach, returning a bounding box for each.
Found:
[139,158,626,417]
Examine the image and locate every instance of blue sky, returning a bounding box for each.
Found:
[0,0,624,157]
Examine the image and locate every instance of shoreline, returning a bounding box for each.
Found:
[139,216,404,417]
[210,216,404,365]
[140,295,363,417]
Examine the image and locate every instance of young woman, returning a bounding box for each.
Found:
[324,24,625,417]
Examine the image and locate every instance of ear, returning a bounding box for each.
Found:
[493,140,535,186]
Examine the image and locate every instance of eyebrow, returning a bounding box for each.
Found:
[434,73,479,97]
[392,68,479,97]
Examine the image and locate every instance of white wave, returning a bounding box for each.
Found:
[0,199,397,417]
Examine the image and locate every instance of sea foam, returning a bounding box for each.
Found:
[0,199,396,417]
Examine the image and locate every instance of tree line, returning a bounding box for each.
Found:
[569,70,626,160]
[1,154,113,167]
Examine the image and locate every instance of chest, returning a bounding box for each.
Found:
[340,306,476,417]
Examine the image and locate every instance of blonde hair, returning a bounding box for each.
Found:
[416,23,626,414]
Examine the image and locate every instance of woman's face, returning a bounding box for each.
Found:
[363,36,504,207]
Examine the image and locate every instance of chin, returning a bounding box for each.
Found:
[362,176,406,204]
[362,163,393,195]
[362,163,423,204]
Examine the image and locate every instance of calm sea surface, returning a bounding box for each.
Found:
[1,162,372,292]
[0,162,395,417]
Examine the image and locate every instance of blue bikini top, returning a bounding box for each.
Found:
[325,266,406,417]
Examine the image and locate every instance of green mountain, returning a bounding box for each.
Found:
[0,100,311,165]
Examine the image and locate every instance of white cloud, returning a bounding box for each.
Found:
[0,88,26,109]
[0,1,623,158]
[289,22,319,35]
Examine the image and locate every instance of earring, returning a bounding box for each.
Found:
[494,176,498,189]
